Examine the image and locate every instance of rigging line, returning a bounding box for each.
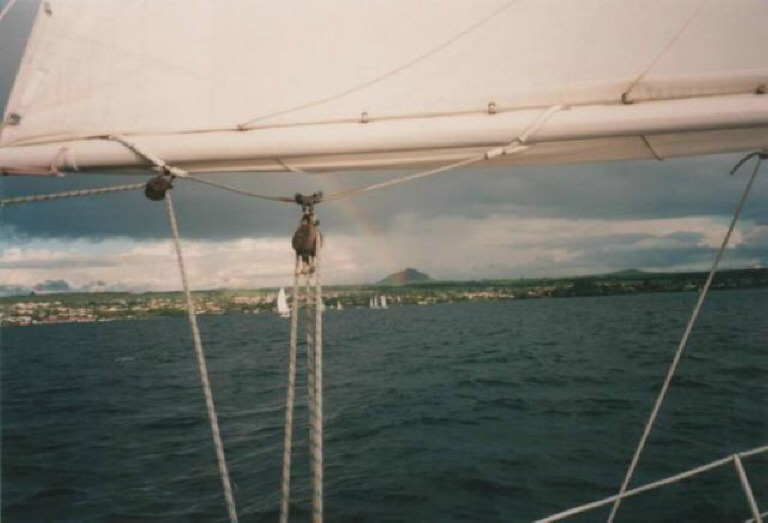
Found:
[184,176,295,203]
[165,191,239,523]
[622,0,709,103]
[198,106,558,205]
[321,142,535,201]
[0,182,144,206]
[237,0,522,129]
[0,0,20,24]
[305,275,320,523]
[734,454,763,523]
[107,135,189,177]
[312,251,324,523]
[322,154,486,201]
[606,153,764,523]
[536,445,768,523]
[279,259,301,523]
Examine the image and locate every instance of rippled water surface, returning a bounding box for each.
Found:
[2,290,767,522]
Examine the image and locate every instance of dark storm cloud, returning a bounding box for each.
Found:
[508,231,704,251]
[3,154,767,242]
[0,255,120,269]
[32,279,71,292]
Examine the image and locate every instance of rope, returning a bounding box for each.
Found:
[0,182,144,206]
[279,258,301,523]
[322,155,486,202]
[279,213,324,523]
[182,154,490,204]
[108,135,188,177]
[606,153,763,523]
[185,175,295,203]
[1,104,553,209]
[165,191,239,523]
[537,445,768,522]
[191,105,559,206]
[733,454,762,523]
[304,273,322,523]
[312,251,324,523]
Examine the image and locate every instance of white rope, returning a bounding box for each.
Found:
[165,191,239,523]
[279,258,301,523]
[322,155,487,202]
[747,512,768,523]
[734,454,763,523]
[606,154,763,523]
[108,135,188,177]
[0,182,145,206]
[279,231,324,523]
[312,250,324,523]
[196,106,560,205]
[304,271,322,523]
[185,175,295,203]
[537,445,768,522]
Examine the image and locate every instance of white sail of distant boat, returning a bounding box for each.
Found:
[379,295,388,309]
[336,301,343,311]
[276,287,290,318]
[369,296,379,309]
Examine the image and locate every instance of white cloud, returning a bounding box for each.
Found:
[1,213,764,292]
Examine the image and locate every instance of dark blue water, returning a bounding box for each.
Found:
[2,290,766,523]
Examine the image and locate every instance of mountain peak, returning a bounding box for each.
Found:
[377,268,433,286]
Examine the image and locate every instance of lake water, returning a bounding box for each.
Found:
[2,290,766,522]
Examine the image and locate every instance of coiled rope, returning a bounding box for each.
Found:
[606,152,764,523]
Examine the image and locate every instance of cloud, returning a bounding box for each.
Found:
[1,211,765,293]
[2,153,767,244]
[32,279,71,293]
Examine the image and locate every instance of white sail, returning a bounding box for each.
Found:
[1,0,767,174]
[276,287,290,318]
[380,296,388,309]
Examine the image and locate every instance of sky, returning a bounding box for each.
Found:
[1,0,766,295]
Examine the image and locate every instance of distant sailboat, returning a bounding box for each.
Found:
[336,301,343,311]
[276,287,290,318]
[369,296,379,309]
[379,295,388,309]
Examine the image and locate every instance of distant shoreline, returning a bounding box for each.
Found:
[2,268,766,327]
